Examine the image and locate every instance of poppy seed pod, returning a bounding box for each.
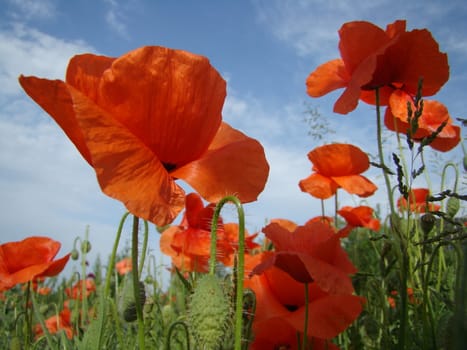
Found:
[420,213,436,235]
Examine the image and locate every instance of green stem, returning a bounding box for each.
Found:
[166,321,190,350]
[138,220,149,277]
[30,290,54,349]
[81,226,89,327]
[209,195,246,350]
[375,88,395,214]
[104,212,131,298]
[25,281,32,349]
[131,215,145,350]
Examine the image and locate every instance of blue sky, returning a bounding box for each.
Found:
[0,0,465,278]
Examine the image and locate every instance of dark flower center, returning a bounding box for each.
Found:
[284,304,299,312]
[163,163,177,172]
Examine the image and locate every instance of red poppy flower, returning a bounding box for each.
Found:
[160,193,232,272]
[305,216,335,228]
[115,257,132,275]
[397,188,440,213]
[246,253,364,342]
[306,20,449,114]
[338,205,381,236]
[299,144,377,199]
[161,193,259,271]
[0,237,70,292]
[65,278,96,300]
[384,90,461,152]
[19,46,269,226]
[251,220,357,294]
[35,308,74,339]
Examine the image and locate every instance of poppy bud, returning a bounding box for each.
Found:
[118,278,146,322]
[71,248,80,261]
[420,213,436,235]
[188,275,231,349]
[446,197,460,218]
[9,336,21,350]
[80,240,91,254]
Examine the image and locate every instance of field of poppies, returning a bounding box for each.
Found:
[1,20,465,349]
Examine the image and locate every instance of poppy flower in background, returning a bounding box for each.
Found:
[338,205,381,236]
[251,220,357,295]
[0,236,70,292]
[245,253,364,344]
[115,257,132,275]
[65,278,96,300]
[397,188,441,213]
[384,90,461,152]
[299,143,377,200]
[35,308,74,339]
[306,20,449,114]
[19,46,269,226]
[160,193,258,272]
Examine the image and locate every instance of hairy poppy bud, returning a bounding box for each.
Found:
[118,278,146,322]
[188,274,231,349]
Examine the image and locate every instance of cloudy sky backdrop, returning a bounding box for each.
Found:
[1,0,465,280]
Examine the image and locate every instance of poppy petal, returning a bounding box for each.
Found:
[172,122,269,203]
[37,254,71,279]
[332,175,377,197]
[65,53,115,102]
[67,85,185,225]
[338,21,390,73]
[18,76,92,164]
[286,294,365,339]
[91,46,226,167]
[299,173,338,199]
[308,144,370,176]
[306,59,349,97]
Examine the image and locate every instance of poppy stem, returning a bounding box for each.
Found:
[131,215,145,350]
[104,212,130,298]
[375,88,395,214]
[24,281,32,348]
[138,220,149,277]
[209,195,246,350]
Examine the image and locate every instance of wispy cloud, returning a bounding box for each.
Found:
[103,0,131,39]
[0,24,94,96]
[252,0,467,61]
[5,0,57,21]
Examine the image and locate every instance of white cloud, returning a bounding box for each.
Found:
[0,23,94,96]
[103,0,131,39]
[253,0,467,61]
[5,0,57,21]
[0,24,127,279]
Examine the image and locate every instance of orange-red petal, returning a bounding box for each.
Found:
[286,294,365,339]
[331,175,377,197]
[172,122,269,203]
[306,59,349,97]
[308,144,370,176]
[96,47,225,167]
[18,76,93,164]
[299,173,338,199]
[67,85,185,225]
